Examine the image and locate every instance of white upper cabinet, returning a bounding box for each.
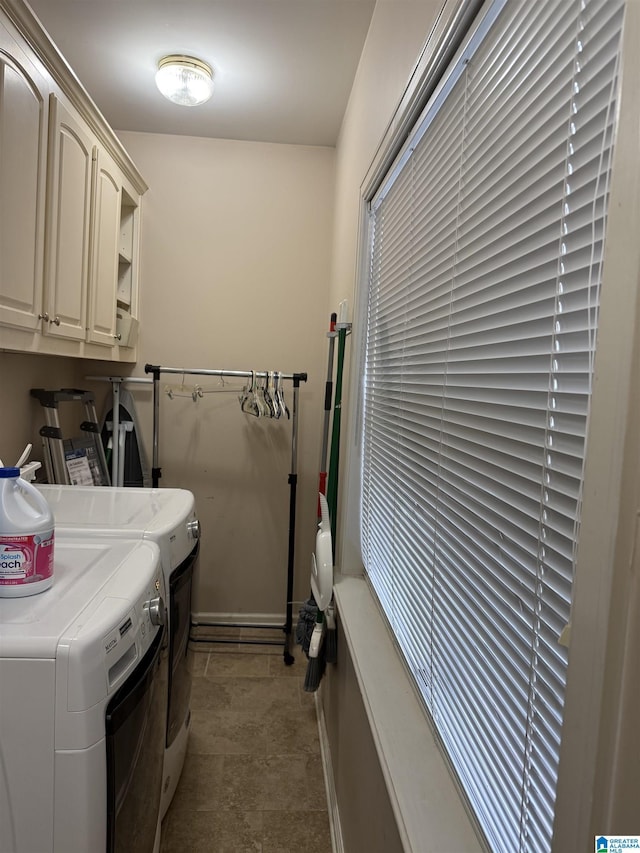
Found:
[44,94,93,342]
[0,0,147,362]
[0,30,48,332]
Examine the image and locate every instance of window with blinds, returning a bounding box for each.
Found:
[360,1,624,851]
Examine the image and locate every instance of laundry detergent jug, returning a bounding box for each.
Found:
[0,467,55,597]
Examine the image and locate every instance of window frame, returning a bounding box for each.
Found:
[339,1,640,850]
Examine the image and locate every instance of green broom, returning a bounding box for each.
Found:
[299,314,335,678]
[326,324,346,554]
[323,317,348,665]
[303,309,348,689]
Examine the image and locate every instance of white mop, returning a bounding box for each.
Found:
[303,492,334,691]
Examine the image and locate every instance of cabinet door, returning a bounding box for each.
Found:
[0,34,48,332]
[87,145,121,346]
[44,94,93,341]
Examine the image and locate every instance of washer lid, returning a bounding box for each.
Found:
[0,537,160,658]
[37,485,194,538]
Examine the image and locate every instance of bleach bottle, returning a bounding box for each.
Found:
[0,467,55,597]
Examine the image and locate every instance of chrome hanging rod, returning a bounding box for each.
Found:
[144,364,307,489]
[144,364,307,382]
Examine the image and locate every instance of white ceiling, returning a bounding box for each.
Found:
[26,0,376,147]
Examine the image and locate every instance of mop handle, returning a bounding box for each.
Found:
[318,313,337,516]
[327,326,347,556]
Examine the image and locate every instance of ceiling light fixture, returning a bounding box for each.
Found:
[155,55,214,106]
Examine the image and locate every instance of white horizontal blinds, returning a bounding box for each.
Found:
[360,0,623,851]
[362,80,469,692]
[362,161,416,624]
[432,2,623,851]
[520,7,622,849]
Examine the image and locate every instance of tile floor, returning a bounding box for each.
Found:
[160,641,333,853]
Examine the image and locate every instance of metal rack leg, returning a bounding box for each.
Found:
[283,376,300,665]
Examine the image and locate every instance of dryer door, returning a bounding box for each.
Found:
[105,623,167,853]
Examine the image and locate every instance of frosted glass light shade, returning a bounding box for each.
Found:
[155,55,214,106]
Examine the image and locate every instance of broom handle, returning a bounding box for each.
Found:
[327,326,347,557]
[318,313,337,517]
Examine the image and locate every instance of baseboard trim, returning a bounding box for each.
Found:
[316,687,344,853]
[191,611,287,628]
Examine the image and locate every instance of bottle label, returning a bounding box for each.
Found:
[0,531,55,585]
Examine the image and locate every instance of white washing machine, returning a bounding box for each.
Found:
[36,484,200,818]
[0,533,166,853]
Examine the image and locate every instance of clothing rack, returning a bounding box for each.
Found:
[144,363,308,664]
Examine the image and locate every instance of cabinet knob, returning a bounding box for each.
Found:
[114,333,122,341]
[38,312,49,322]
[51,316,61,326]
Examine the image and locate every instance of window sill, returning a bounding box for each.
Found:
[332,573,485,853]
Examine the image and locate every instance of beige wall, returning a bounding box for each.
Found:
[94,131,336,621]
[322,614,405,853]
[0,351,85,467]
[328,0,445,314]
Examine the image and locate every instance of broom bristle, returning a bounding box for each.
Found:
[303,655,323,692]
[324,603,337,664]
[324,625,337,665]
